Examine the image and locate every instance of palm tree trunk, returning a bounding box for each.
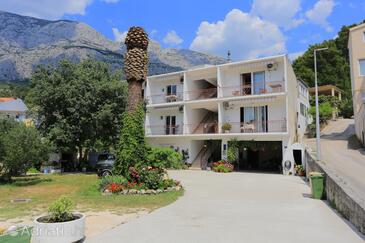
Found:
[127,79,143,112]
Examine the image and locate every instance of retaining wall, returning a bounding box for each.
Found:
[305,150,365,235]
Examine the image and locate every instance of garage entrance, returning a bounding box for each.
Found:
[229,141,282,173]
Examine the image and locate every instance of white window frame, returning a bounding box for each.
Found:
[359,59,365,76]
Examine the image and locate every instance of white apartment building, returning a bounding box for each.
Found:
[144,54,309,175]
[349,23,365,145]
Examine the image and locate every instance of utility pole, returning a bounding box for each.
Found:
[314,47,328,161]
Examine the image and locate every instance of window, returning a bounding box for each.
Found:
[300,103,307,117]
[359,59,365,76]
[253,71,266,94]
[165,116,177,135]
[166,85,177,95]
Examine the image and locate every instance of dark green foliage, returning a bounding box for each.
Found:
[138,168,164,190]
[113,104,148,177]
[292,22,365,98]
[27,60,127,159]
[0,83,30,99]
[339,99,354,118]
[147,147,183,169]
[0,121,50,181]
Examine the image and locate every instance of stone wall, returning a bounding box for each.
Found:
[305,150,365,235]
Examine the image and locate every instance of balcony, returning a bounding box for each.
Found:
[221,80,285,98]
[227,120,287,133]
[145,120,286,136]
[145,124,183,136]
[147,92,184,105]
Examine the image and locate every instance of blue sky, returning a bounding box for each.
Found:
[1,0,365,60]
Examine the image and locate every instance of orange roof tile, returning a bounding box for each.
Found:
[0,98,15,102]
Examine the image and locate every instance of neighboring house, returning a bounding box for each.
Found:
[348,23,365,146]
[308,84,343,120]
[0,98,28,121]
[144,54,310,175]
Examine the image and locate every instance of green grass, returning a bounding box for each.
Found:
[0,174,183,220]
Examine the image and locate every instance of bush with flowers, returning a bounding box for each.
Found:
[99,167,182,195]
[212,160,234,173]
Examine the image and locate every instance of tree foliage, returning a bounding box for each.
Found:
[113,103,148,178]
[26,60,127,160]
[0,120,50,181]
[293,21,365,97]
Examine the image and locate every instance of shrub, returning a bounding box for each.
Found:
[309,102,333,124]
[138,167,164,190]
[339,99,353,118]
[159,179,179,190]
[27,167,40,174]
[113,104,148,179]
[147,147,183,169]
[0,121,51,182]
[99,175,127,190]
[48,196,75,223]
[212,160,234,173]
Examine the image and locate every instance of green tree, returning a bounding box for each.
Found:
[0,122,50,181]
[26,60,127,162]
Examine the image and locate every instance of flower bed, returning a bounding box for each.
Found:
[100,168,183,195]
[212,160,234,173]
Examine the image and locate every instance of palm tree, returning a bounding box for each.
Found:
[124,27,149,112]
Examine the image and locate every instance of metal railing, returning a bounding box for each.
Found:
[145,124,183,135]
[220,80,285,98]
[145,120,286,135]
[227,120,287,133]
[146,92,184,104]
[185,88,218,101]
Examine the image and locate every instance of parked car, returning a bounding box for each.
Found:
[96,153,115,177]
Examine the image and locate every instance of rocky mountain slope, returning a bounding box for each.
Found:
[0,11,227,83]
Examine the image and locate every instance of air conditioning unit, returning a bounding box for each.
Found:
[266,62,278,71]
[179,106,184,113]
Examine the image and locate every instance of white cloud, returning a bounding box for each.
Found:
[112,28,127,42]
[0,0,93,20]
[150,29,158,39]
[190,9,286,60]
[305,0,335,32]
[251,0,304,30]
[163,31,183,47]
[288,51,304,62]
[101,0,119,3]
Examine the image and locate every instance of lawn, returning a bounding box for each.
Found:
[0,173,183,220]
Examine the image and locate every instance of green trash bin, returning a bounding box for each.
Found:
[310,172,325,199]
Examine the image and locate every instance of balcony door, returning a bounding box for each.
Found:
[165,116,176,135]
[241,73,252,95]
[240,106,268,132]
[253,71,266,95]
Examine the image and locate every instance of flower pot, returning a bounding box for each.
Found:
[224,130,230,133]
[31,213,85,243]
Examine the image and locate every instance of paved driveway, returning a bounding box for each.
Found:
[306,118,365,209]
[87,170,364,243]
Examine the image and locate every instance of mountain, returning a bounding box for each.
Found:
[0,11,227,83]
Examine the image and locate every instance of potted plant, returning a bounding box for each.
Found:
[222,123,232,133]
[31,196,85,243]
[295,165,306,177]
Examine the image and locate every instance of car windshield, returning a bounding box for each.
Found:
[98,154,109,161]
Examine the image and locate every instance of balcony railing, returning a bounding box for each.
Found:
[221,80,285,98]
[146,92,184,104]
[145,120,286,135]
[186,122,219,134]
[145,124,183,136]
[228,120,287,133]
[185,88,218,101]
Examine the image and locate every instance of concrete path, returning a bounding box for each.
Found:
[86,170,364,243]
[306,118,365,209]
